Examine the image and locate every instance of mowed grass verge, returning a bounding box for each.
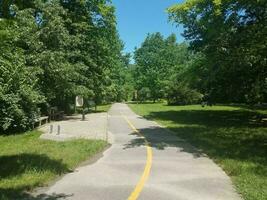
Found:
[0,131,107,200]
[129,103,267,200]
[96,104,112,113]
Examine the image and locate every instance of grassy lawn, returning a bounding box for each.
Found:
[0,131,107,200]
[75,104,112,114]
[95,104,112,113]
[129,103,267,200]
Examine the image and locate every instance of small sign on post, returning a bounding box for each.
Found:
[75,96,84,107]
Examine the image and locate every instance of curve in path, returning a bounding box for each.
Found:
[121,113,152,200]
[40,103,242,200]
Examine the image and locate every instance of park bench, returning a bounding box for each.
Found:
[34,116,49,127]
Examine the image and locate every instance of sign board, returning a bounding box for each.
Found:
[75,96,84,107]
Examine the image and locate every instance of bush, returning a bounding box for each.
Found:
[138,87,151,102]
[0,21,43,134]
[0,57,44,133]
[166,83,202,105]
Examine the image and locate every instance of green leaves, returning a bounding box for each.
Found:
[0,0,125,133]
[168,0,267,103]
[133,33,197,103]
[0,19,44,132]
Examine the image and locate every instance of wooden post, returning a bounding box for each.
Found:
[82,103,85,121]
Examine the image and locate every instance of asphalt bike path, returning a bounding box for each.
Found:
[40,103,241,200]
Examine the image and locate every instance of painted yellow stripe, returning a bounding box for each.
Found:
[122,115,153,200]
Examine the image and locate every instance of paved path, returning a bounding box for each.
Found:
[36,103,241,200]
[39,113,111,142]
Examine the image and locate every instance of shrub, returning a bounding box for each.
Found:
[0,20,43,134]
[166,83,202,105]
[138,87,151,102]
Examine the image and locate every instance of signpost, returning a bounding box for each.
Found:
[75,96,85,120]
[75,96,84,107]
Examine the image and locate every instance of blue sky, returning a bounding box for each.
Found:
[112,0,185,54]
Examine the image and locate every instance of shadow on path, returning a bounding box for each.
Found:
[125,108,267,177]
[124,125,206,158]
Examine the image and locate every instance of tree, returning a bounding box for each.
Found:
[133,33,199,103]
[108,52,134,102]
[134,33,168,102]
[0,18,43,133]
[168,0,267,103]
[0,0,128,133]
[60,0,124,108]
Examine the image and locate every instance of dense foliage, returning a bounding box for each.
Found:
[0,0,129,133]
[168,0,267,104]
[133,33,202,104]
[1,0,266,133]
[0,19,44,132]
[131,0,266,105]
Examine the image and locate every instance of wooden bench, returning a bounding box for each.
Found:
[35,116,49,126]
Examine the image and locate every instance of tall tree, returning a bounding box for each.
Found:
[0,0,127,133]
[0,15,43,133]
[168,0,267,103]
[60,0,121,107]
[134,33,166,101]
[133,33,200,103]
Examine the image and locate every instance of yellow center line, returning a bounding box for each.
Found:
[121,114,153,200]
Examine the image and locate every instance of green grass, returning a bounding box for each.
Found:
[0,131,107,200]
[75,104,112,114]
[95,104,112,113]
[129,103,267,200]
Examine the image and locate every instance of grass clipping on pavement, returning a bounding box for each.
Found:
[0,131,107,199]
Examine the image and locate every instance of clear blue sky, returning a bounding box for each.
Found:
[112,0,185,54]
